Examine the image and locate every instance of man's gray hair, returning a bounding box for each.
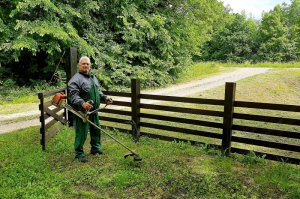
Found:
[79,56,91,64]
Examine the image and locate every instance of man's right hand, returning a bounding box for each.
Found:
[82,102,93,110]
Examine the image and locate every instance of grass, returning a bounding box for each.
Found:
[0,80,62,105]
[175,62,234,84]
[0,126,299,198]
[0,103,39,114]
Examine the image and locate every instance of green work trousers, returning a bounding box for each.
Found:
[74,113,101,158]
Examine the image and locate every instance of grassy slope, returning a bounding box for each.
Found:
[0,126,299,198]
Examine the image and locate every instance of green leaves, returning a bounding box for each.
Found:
[10,0,60,17]
[204,14,258,63]
[2,0,299,88]
[257,4,298,62]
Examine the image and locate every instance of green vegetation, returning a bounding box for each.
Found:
[1,0,299,90]
[0,126,299,198]
[0,0,226,89]
[0,78,61,105]
[218,61,300,68]
[204,0,300,63]
[0,62,227,105]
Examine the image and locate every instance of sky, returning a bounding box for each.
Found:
[221,0,291,19]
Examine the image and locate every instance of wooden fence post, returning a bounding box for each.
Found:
[131,79,141,141]
[66,47,78,127]
[222,82,236,155]
[38,93,46,150]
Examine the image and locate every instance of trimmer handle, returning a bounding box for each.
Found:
[87,100,94,105]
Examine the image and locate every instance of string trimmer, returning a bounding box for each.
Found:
[52,93,142,162]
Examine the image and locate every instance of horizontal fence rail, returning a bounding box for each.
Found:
[233,113,300,126]
[235,101,300,112]
[103,91,132,97]
[140,103,224,117]
[231,136,300,152]
[232,125,300,139]
[140,113,223,129]
[141,94,225,105]
[140,122,223,139]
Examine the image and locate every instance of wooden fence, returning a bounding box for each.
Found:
[38,79,300,164]
[38,88,67,150]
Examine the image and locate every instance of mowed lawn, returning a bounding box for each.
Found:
[0,126,299,198]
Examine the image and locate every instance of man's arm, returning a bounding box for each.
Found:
[100,91,113,105]
[68,79,85,109]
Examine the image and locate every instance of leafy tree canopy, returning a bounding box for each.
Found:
[0,0,299,89]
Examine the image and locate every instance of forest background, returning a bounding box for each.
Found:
[0,0,299,91]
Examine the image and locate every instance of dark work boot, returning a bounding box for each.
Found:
[76,156,88,163]
[90,150,104,155]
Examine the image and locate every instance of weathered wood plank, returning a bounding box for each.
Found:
[232,125,300,139]
[233,113,300,126]
[141,94,224,105]
[140,113,223,128]
[235,101,300,112]
[231,136,300,152]
[140,122,222,139]
[103,91,131,97]
[140,104,224,117]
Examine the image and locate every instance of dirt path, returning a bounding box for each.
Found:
[0,119,39,134]
[0,67,269,134]
[144,67,269,96]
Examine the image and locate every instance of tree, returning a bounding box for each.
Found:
[0,0,96,85]
[0,0,229,89]
[203,14,258,62]
[257,5,298,62]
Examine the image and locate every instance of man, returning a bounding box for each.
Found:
[68,56,113,163]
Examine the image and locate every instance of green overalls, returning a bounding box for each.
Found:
[74,77,102,158]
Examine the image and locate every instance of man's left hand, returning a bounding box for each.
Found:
[106,97,113,105]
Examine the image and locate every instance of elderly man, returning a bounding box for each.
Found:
[68,56,112,163]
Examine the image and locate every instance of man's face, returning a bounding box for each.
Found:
[79,58,91,74]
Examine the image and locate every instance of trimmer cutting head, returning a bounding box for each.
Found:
[124,152,142,162]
